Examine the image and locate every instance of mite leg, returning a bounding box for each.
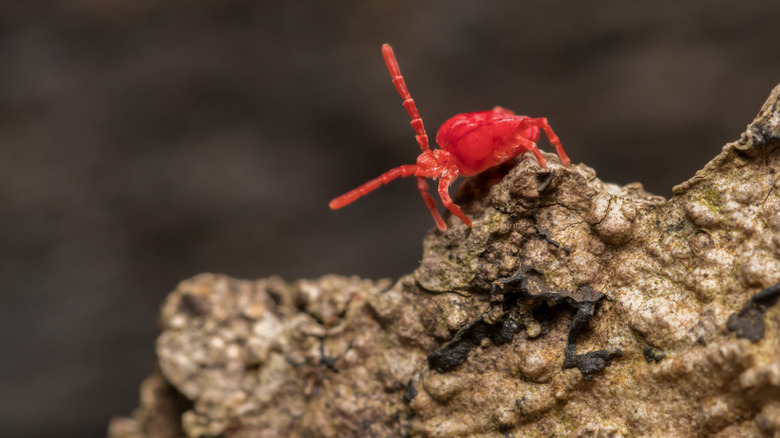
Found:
[416,177,446,231]
[521,117,571,167]
[437,171,472,228]
[382,44,431,153]
[505,132,548,168]
[329,164,418,209]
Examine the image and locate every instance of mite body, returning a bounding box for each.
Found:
[330,44,571,231]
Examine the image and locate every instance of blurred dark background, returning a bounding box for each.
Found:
[1,1,779,436]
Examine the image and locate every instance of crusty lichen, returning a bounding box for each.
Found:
[110,83,780,438]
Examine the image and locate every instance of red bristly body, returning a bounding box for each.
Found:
[329,44,571,231]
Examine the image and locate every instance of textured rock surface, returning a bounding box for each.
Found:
[109,84,780,437]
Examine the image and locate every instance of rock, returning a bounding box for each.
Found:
[109,83,780,437]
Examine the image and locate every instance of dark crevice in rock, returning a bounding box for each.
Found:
[319,340,340,373]
[534,222,570,255]
[178,293,208,317]
[402,379,418,402]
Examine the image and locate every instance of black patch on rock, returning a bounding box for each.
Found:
[748,104,780,145]
[727,281,780,342]
[427,270,616,379]
[492,315,524,345]
[642,346,666,363]
[427,318,492,372]
[563,347,622,381]
[427,307,528,373]
[402,379,418,402]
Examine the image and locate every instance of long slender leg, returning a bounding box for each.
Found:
[329,164,418,209]
[521,117,571,167]
[507,133,548,168]
[437,170,471,227]
[382,44,430,153]
[416,177,446,231]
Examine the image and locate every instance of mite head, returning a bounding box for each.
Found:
[416,149,454,172]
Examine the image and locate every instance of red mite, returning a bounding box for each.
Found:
[329,44,571,231]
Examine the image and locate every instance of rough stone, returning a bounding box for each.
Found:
[110,83,780,437]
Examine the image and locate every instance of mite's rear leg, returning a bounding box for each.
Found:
[505,133,548,169]
[521,117,571,167]
[416,177,446,231]
[437,172,471,228]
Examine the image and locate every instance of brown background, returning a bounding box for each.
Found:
[1,1,779,437]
